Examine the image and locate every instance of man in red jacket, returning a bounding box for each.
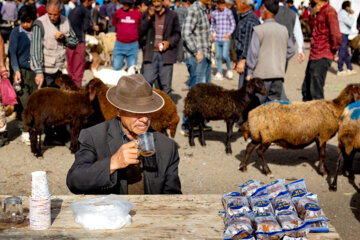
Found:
[301,0,341,101]
[112,0,142,70]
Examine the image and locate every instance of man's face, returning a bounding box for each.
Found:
[84,0,92,8]
[218,3,225,11]
[152,0,164,11]
[47,6,61,25]
[119,110,151,137]
[122,3,131,11]
[21,20,34,31]
[236,0,247,13]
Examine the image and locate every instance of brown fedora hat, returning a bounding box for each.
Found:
[106,74,164,113]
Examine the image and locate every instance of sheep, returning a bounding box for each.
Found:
[98,32,116,67]
[55,76,180,138]
[330,101,360,191]
[240,84,360,176]
[91,65,140,86]
[22,88,95,157]
[183,78,266,154]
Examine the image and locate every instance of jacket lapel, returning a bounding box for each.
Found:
[107,118,123,156]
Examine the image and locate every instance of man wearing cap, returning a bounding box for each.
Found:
[245,0,295,104]
[66,74,182,195]
[112,0,142,70]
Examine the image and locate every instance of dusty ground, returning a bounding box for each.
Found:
[1,42,360,239]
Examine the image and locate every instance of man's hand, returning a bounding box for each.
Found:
[14,71,21,83]
[196,52,204,63]
[246,75,252,81]
[211,33,216,42]
[94,24,99,32]
[224,34,230,41]
[161,40,170,51]
[54,30,65,40]
[109,141,140,174]
[236,59,246,74]
[297,51,305,63]
[334,55,339,61]
[349,9,354,14]
[148,6,155,20]
[35,74,44,89]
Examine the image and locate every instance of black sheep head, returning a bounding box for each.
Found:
[247,78,266,95]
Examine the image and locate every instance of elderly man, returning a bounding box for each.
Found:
[66,74,182,194]
[30,0,78,89]
[30,0,78,146]
[138,0,181,96]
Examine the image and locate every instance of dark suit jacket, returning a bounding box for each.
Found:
[138,7,181,64]
[66,118,182,194]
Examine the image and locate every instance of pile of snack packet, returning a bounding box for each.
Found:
[221,179,329,240]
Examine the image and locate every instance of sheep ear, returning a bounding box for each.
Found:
[246,80,255,94]
[89,89,96,102]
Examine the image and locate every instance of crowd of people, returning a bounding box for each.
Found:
[0,0,359,194]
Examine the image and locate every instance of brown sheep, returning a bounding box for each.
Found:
[184,78,266,154]
[330,101,360,191]
[240,84,360,176]
[55,75,179,138]
[22,88,95,157]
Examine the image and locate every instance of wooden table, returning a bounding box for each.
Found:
[0,195,341,239]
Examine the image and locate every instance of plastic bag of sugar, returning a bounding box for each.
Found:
[70,195,133,230]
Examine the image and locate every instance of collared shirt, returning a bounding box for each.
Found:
[246,19,295,77]
[234,9,260,61]
[118,121,144,195]
[30,19,78,75]
[309,2,341,60]
[1,1,17,21]
[182,0,211,60]
[338,9,355,35]
[211,7,236,41]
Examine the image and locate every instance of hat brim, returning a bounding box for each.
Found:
[106,87,165,114]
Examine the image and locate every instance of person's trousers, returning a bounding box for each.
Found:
[338,34,353,72]
[257,78,284,104]
[15,68,36,130]
[302,58,332,101]
[215,40,231,73]
[185,56,211,88]
[41,70,69,144]
[66,42,86,88]
[42,71,62,88]
[142,52,173,96]
[176,38,185,63]
[182,56,211,129]
[112,41,138,70]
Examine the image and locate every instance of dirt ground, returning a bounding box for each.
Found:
[1,42,360,239]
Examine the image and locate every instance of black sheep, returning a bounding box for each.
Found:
[184,78,266,154]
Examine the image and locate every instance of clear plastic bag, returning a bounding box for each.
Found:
[70,195,134,230]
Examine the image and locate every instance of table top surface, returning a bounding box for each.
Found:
[0,194,342,239]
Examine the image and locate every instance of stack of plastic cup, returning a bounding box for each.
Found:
[29,171,51,230]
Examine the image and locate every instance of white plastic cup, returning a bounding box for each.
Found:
[29,196,51,230]
[31,171,50,199]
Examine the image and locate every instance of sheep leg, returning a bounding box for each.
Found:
[330,153,343,191]
[346,150,356,183]
[188,120,195,147]
[225,121,234,154]
[70,119,82,153]
[199,120,206,146]
[256,143,272,175]
[30,128,42,157]
[316,141,328,176]
[239,140,259,172]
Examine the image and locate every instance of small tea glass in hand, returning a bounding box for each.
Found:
[4,197,24,225]
[138,132,156,157]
